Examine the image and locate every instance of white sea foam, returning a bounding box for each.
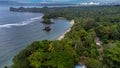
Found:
[0,16,42,29]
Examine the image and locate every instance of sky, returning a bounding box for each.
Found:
[0,0,120,4]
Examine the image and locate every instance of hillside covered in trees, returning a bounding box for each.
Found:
[11,6,120,68]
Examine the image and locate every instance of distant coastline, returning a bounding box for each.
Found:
[57,20,74,40]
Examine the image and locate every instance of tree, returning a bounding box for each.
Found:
[29,52,43,68]
[86,58,103,68]
[103,41,120,68]
[4,66,7,68]
[82,18,96,31]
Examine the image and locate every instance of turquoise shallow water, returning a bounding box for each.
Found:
[0,7,71,68]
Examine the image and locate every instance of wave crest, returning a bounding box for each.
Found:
[0,16,42,29]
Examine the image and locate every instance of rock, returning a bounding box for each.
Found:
[43,26,51,32]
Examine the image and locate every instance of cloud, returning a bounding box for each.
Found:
[0,0,120,4]
[92,0,120,3]
[80,2,100,5]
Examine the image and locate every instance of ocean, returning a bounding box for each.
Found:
[0,6,71,68]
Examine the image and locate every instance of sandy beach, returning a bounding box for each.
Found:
[57,20,74,40]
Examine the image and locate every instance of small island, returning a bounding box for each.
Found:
[41,18,54,24]
[43,26,51,32]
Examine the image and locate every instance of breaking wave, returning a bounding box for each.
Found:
[0,16,42,29]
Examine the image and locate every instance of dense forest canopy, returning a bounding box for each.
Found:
[11,6,120,68]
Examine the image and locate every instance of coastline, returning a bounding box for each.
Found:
[57,20,74,40]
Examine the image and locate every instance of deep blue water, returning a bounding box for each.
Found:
[0,7,71,68]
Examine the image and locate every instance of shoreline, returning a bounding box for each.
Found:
[57,20,74,40]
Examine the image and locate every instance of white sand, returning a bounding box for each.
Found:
[57,20,75,40]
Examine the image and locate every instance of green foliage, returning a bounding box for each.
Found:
[12,6,120,68]
[4,66,8,68]
[27,41,76,68]
[103,41,120,68]
[86,58,103,68]
[42,18,53,24]
[12,40,51,68]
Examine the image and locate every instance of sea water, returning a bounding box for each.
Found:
[0,7,71,68]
